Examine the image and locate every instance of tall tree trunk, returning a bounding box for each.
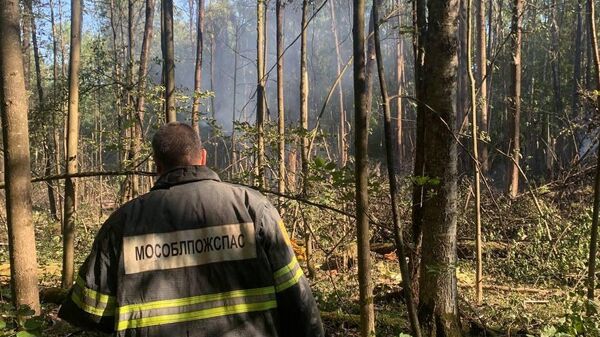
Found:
[572,0,583,160]
[191,0,204,134]
[0,0,41,312]
[231,25,240,176]
[27,0,59,220]
[276,0,286,212]
[162,0,176,122]
[507,0,522,198]
[353,0,375,335]
[300,0,315,277]
[411,0,427,306]
[373,0,421,334]
[586,0,600,301]
[330,0,347,167]
[49,0,63,221]
[548,0,560,176]
[395,0,405,169]
[256,0,266,187]
[467,0,483,306]
[417,0,462,335]
[62,0,82,288]
[477,0,488,173]
[132,0,155,197]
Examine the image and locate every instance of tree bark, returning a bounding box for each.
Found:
[586,0,600,301]
[162,0,176,122]
[353,0,375,335]
[276,0,286,213]
[477,0,488,174]
[373,0,421,334]
[256,0,266,187]
[191,0,204,134]
[299,0,315,278]
[507,0,522,198]
[330,0,347,167]
[417,0,462,335]
[0,0,41,312]
[62,0,82,288]
[410,0,427,306]
[467,0,483,306]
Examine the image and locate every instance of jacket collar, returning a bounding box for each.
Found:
[152,165,221,190]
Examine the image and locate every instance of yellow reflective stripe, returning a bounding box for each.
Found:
[117,300,277,331]
[273,256,298,279]
[71,289,115,317]
[117,286,275,314]
[275,268,303,293]
[76,276,115,305]
[277,220,292,246]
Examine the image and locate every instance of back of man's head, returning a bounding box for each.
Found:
[152,122,203,172]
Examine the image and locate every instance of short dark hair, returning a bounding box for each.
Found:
[152,122,202,169]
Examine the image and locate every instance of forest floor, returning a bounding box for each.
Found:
[0,168,597,336]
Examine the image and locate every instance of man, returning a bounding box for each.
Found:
[59,122,324,337]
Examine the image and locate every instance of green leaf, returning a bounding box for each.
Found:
[16,331,38,337]
[23,318,42,331]
[0,319,6,330]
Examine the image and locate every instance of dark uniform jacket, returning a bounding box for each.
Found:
[58,166,324,337]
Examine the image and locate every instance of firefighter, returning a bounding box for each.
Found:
[58,122,324,337]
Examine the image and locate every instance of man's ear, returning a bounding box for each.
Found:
[199,149,207,166]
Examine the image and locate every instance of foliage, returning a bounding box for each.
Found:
[539,295,600,337]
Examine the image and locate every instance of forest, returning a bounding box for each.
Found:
[0,0,599,335]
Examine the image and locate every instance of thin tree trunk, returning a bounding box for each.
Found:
[395,0,405,169]
[231,25,239,176]
[586,0,600,301]
[417,0,462,334]
[0,0,41,312]
[300,0,315,278]
[410,0,427,306]
[353,0,375,335]
[162,0,176,122]
[508,0,522,198]
[131,0,155,198]
[548,0,560,176]
[572,0,583,160]
[277,0,286,213]
[467,0,483,306]
[330,0,347,167]
[62,0,82,288]
[477,0,488,173]
[191,0,204,134]
[373,0,421,334]
[256,0,266,187]
[21,0,31,93]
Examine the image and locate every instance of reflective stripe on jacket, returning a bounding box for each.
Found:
[58,166,324,337]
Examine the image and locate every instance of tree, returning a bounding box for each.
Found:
[330,0,347,167]
[416,0,462,334]
[191,0,205,134]
[162,0,176,122]
[256,0,266,187]
[62,0,82,288]
[353,0,375,335]
[299,0,315,277]
[0,0,41,312]
[507,0,522,198]
[467,0,483,305]
[373,0,421,334]
[586,0,600,301]
[477,0,489,173]
[276,0,286,212]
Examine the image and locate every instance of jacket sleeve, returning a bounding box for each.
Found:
[58,215,121,333]
[258,202,324,337]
